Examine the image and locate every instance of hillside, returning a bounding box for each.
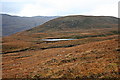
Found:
[25,15,118,33]
[2,14,58,36]
[2,38,119,78]
[2,15,119,79]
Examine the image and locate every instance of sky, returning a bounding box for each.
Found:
[0,0,119,17]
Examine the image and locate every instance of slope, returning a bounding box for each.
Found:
[25,15,118,33]
[2,14,58,36]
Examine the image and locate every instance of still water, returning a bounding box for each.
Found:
[41,39,76,41]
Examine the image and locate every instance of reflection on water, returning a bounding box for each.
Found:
[41,39,76,41]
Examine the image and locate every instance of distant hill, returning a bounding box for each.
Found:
[26,15,118,33]
[2,14,59,36]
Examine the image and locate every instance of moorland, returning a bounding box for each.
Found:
[2,15,119,79]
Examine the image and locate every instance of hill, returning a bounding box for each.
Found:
[2,14,58,36]
[25,15,118,33]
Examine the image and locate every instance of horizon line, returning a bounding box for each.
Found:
[1,13,118,18]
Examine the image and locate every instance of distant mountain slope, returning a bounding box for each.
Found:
[2,14,59,36]
[26,15,118,33]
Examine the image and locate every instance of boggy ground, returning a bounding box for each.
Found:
[2,28,120,79]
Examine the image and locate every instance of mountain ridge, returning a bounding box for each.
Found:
[2,14,59,36]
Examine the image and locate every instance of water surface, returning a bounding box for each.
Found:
[41,39,76,41]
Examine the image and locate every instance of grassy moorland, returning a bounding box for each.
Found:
[2,15,119,79]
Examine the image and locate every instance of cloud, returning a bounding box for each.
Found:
[1,0,119,17]
[81,3,118,17]
[19,4,56,16]
[2,2,26,14]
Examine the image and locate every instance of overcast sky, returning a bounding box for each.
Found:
[1,0,119,17]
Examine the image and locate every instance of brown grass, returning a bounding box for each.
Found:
[2,28,119,78]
